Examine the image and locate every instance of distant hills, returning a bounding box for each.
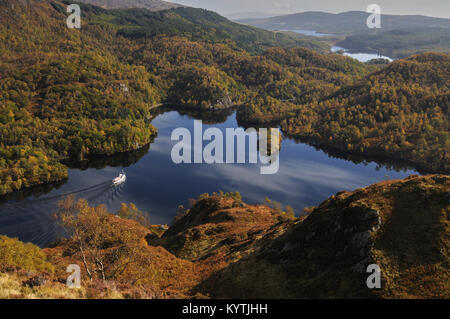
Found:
[238,11,450,58]
[338,27,450,58]
[75,0,184,11]
[237,11,450,34]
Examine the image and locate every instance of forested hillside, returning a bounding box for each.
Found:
[76,0,183,11]
[279,53,449,173]
[0,0,367,195]
[0,0,448,195]
[87,4,323,53]
[337,28,450,59]
[0,0,159,194]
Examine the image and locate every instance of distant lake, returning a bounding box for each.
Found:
[331,46,393,63]
[285,29,394,62]
[0,108,417,247]
[283,29,332,37]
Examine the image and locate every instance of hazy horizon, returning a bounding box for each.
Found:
[174,0,450,19]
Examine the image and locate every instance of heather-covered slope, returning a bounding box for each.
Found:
[192,175,450,298]
[159,192,296,263]
[0,175,448,298]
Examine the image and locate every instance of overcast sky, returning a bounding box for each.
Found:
[175,0,450,19]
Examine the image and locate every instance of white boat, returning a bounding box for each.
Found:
[112,170,126,185]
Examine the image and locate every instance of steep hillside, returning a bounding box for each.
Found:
[159,192,296,262]
[0,0,161,195]
[189,175,450,298]
[280,53,450,173]
[76,0,183,11]
[0,175,448,298]
[88,5,320,53]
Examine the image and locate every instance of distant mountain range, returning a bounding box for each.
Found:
[75,0,184,11]
[237,11,450,34]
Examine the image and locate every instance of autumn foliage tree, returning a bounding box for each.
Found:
[56,196,147,282]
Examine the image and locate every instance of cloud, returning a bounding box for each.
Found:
[191,156,368,208]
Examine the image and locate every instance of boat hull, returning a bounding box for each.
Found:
[112,175,126,185]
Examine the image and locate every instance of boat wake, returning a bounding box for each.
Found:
[0,181,112,210]
[0,180,126,247]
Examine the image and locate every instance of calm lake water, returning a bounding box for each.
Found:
[286,29,394,62]
[283,29,332,37]
[0,108,417,247]
[331,46,393,63]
